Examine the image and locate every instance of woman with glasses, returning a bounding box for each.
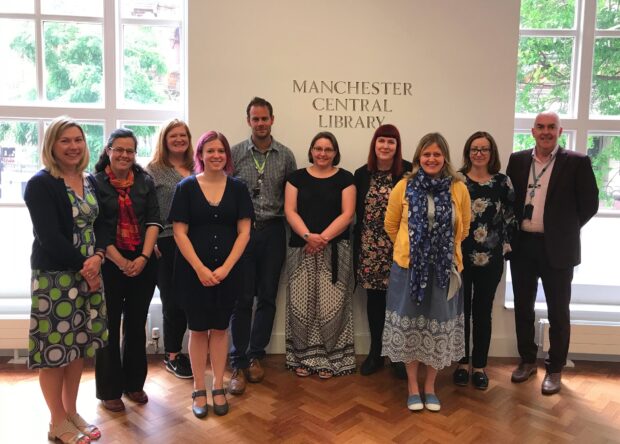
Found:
[24,116,107,443]
[453,131,516,390]
[284,131,356,378]
[353,124,411,377]
[383,133,470,412]
[94,128,162,412]
[146,119,194,380]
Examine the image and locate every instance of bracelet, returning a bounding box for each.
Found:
[95,251,105,263]
[139,253,150,261]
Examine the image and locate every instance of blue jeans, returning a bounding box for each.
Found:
[229,219,286,369]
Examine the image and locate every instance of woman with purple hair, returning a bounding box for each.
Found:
[169,131,253,418]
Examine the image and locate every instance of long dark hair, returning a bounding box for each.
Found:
[366,124,403,177]
[460,131,501,174]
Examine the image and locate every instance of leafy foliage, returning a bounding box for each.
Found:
[520,0,575,29]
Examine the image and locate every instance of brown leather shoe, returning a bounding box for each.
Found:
[228,368,247,395]
[102,398,125,412]
[125,390,148,404]
[247,359,265,383]
[511,362,537,383]
[541,372,562,395]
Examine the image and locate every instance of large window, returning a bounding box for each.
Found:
[511,0,620,308]
[0,0,185,203]
[0,0,186,304]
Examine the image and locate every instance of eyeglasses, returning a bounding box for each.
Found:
[311,147,335,154]
[109,147,136,155]
[471,148,491,155]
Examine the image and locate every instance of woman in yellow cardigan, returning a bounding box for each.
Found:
[383,132,471,412]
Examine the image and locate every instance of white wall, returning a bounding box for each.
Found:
[186,0,522,355]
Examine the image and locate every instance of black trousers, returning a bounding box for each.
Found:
[459,260,503,368]
[510,233,573,373]
[229,219,286,369]
[156,236,187,354]
[96,256,156,400]
[366,289,386,358]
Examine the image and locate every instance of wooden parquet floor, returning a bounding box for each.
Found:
[1,355,620,443]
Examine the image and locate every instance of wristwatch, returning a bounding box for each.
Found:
[303,232,310,240]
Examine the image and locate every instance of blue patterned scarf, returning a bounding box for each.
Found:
[405,169,454,304]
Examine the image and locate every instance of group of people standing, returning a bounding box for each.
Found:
[24,99,598,442]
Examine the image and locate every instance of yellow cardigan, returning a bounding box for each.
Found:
[384,177,471,272]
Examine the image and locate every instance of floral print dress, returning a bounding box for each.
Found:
[462,173,516,268]
[358,171,393,290]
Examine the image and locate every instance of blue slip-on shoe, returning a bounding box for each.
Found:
[407,394,423,411]
[424,393,441,412]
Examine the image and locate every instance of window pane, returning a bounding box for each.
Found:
[515,37,574,115]
[43,21,103,104]
[520,0,575,29]
[0,19,36,103]
[596,0,620,30]
[41,0,103,17]
[121,0,183,20]
[591,38,620,117]
[0,120,39,203]
[122,24,181,107]
[81,123,104,173]
[0,0,33,13]
[588,134,620,211]
[513,131,569,152]
[122,123,160,166]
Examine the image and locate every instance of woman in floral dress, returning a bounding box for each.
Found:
[353,124,411,376]
[452,131,516,390]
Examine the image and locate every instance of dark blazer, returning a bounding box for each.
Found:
[506,147,598,269]
[24,169,107,271]
[94,167,163,249]
[353,159,412,275]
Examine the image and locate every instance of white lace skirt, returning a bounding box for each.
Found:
[382,263,465,370]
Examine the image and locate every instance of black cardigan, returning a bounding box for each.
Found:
[24,169,108,271]
[352,159,412,276]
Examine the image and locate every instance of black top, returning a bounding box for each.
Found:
[94,169,163,250]
[287,168,354,247]
[24,169,107,271]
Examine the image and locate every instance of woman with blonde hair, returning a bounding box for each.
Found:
[24,116,108,443]
[146,119,194,379]
[383,132,470,412]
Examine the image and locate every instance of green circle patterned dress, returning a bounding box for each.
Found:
[28,180,109,369]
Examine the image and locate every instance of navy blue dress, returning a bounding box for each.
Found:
[169,176,254,331]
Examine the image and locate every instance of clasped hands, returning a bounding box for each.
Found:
[304,233,329,255]
[196,265,230,287]
[80,255,103,291]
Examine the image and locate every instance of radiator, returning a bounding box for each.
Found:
[0,315,29,363]
[539,319,620,356]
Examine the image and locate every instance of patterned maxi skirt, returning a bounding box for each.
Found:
[382,263,465,370]
[285,241,356,375]
[29,269,108,369]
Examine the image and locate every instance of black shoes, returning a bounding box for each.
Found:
[453,368,469,386]
[212,388,229,416]
[191,390,208,418]
[472,371,489,390]
[360,355,384,376]
[165,353,193,379]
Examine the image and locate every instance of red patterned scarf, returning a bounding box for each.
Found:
[105,165,141,251]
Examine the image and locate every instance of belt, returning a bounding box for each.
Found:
[521,231,544,238]
[253,218,283,231]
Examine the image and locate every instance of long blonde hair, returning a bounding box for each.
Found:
[148,118,194,170]
[407,132,461,182]
[41,116,89,178]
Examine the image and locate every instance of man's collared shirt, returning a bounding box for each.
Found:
[231,137,297,222]
[521,144,559,233]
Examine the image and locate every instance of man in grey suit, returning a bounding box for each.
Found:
[506,111,598,395]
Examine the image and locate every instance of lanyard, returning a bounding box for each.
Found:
[250,149,270,175]
[528,155,554,200]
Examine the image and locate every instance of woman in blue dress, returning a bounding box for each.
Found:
[169,131,253,418]
[24,116,108,443]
